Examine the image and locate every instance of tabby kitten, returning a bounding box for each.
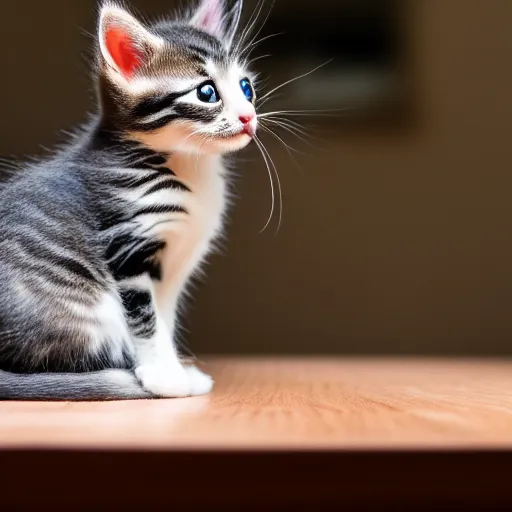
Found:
[0,0,258,400]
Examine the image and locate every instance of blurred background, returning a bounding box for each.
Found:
[0,0,511,356]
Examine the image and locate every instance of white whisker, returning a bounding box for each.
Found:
[263,119,321,150]
[227,0,244,49]
[257,60,334,104]
[262,118,314,143]
[253,135,276,233]
[240,5,278,59]
[263,116,311,133]
[257,92,285,110]
[260,123,305,155]
[242,32,283,58]
[234,0,266,57]
[260,124,305,177]
[258,107,351,118]
[246,53,272,66]
[255,135,282,234]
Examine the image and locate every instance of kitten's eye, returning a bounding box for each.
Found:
[197,81,220,103]
[240,78,254,102]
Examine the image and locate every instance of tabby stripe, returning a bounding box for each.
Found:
[147,260,162,281]
[25,259,93,290]
[112,172,161,189]
[186,44,211,58]
[142,178,190,196]
[132,84,197,118]
[107,235,166,281]
[99,209,128,231]
[140,154,167,167]
[174,103,222,123]
[134,102,222,132]
[19,267,99,306]
[15,235,100,284]
[133,92,181,118]
[100,202,186,231]
[120,289,156,339]
[107,236,165,264]
[155,166,177,176]
[134,115,180,132]
[193,63,209,75]
[131,204,187,219]
[119,145,168,168]
[105,232,135,261]
[40,250,99,283]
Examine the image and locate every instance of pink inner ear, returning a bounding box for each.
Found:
[202,13,214,27]
[105,26,142,78]
[194,0,224,36]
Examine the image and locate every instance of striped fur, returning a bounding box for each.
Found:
[0,0,259,400]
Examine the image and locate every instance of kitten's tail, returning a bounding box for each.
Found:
[0,369,151,401]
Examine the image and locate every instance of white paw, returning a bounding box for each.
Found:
[135,364,191,398]
[185,365,214,396]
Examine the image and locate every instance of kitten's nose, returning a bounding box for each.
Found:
[239,114,255,136]
[239,115,254,125]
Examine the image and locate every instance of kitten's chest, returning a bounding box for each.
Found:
[156,154,227,298]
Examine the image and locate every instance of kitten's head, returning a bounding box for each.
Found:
[97,0,257,155]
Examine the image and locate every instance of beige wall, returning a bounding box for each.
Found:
[1,1,511,355]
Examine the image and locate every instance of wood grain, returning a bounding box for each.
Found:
[2,357,512,450]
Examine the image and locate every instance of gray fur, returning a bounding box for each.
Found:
[0,0,252,401]
[0,369,150,401]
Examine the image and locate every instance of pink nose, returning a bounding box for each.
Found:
[239,115,254,125]
[239,114,255,136]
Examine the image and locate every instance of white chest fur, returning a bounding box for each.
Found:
[154,153,227,311]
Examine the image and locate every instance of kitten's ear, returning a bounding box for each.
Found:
[98,4,162,79]
[190,0,242,44]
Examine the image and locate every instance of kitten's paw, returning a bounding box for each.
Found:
[185,365,214,396]
[135,365,191,398]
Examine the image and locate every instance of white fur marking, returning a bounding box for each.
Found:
[89,292,132,364]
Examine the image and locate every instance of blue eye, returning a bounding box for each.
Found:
[240,78,254,101]
[197,82,219,103]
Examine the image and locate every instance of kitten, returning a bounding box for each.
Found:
[0,0,258,400]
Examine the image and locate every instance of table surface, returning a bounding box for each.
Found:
[2,356,512,450]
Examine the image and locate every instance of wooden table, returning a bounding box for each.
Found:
[2,357,512,509]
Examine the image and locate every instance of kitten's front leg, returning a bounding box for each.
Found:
[120,282,212,397]
[133,313,191,397]
[158,295,214,396]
